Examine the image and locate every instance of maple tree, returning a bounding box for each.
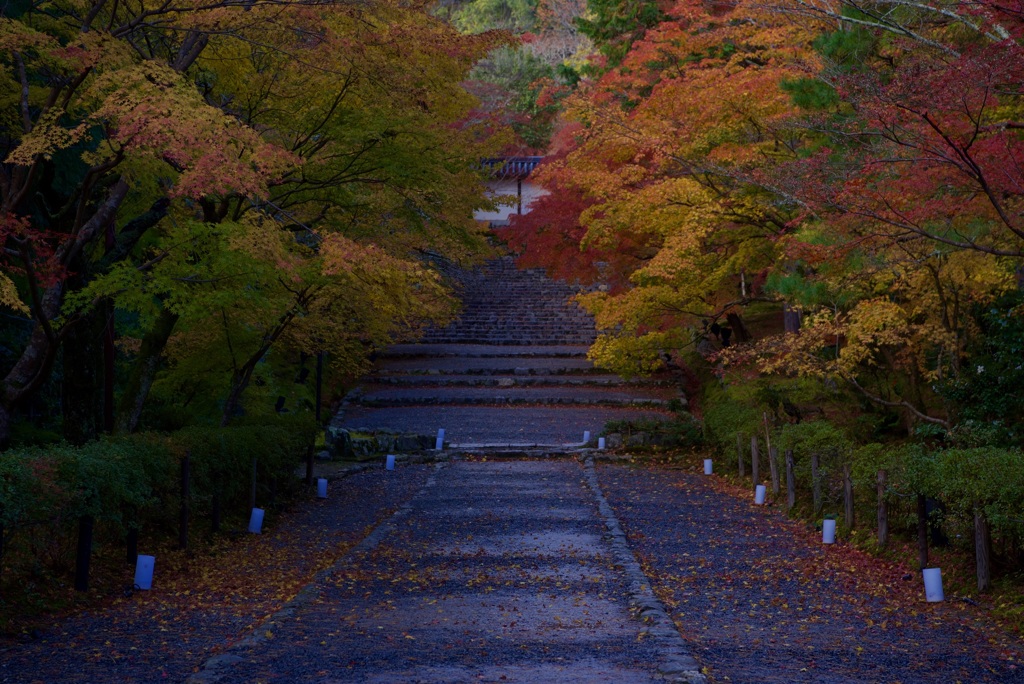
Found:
[714,0,1024,427]
[508,0,1024,434]
[0,0,505,444]
[506,0,816,375]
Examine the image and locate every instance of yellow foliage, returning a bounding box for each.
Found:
[0,272,28,314]
[5,108,87,165]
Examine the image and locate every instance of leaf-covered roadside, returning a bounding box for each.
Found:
[0,466,432,684]
[599,463,1023,683]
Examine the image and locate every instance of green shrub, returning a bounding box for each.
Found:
[0,414,315,585]
[702,383,763,452]
[604,412,704,448]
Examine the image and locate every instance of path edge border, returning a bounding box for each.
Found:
[583,457,707,684]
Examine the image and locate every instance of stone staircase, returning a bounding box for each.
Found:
[418,257,597,346]
[331,255,680,449]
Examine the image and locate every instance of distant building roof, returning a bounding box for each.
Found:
[480,156,544,180]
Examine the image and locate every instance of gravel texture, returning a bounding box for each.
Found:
[597,464,1024,684]
[208,460,665,683]
[0,466,431,684]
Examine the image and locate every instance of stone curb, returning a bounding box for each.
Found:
[185,462,447,683]
[582,458,707,684]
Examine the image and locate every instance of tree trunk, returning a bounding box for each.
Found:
[975,508,992,592]
[249,456,258,511]
[843,464,854,528]
[75,515,94,592]
[769,446,780,496]
[811,454,822,514]
[783,303,802,333]
[736,433,745,478]
[751,436,760,488]
[917,494,929,569]
[876,470,888,547]
[220,295,309,427]
[116,309,179,433]
[61,309,105,446]
[785,449,795,511]
[179,452,190,550]
[0,405,12,451]
[0,180,130,447]
[126,526,138,566]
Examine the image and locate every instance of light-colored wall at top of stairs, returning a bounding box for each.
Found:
[473,180,549,224]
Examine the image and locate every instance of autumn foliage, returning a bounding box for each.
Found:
[507,0,1024,434]
[0,0,507,443]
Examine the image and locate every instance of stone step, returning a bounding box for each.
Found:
[370,374,671,388]
[381,344,591,358]
[349,384,679,407]
[375,356,600,375]
[334,405,675,445]
[417,337,596,346]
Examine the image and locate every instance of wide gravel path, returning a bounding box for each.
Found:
[5,459,1021,684]
[203,460,666,683]
[598,464,1024,684]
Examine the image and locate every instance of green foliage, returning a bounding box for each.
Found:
[812,27,878,70]
[470,45,560,148]
[780,77,840,111]
[603,412,704,448]
[932,447,1024,537]
[776,420,852,461]
[701,382,764,453]
[453,0,537,32]
[935,292,1024,444]
[576,0,664,66]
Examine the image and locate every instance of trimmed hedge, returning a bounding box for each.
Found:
[0,415,315,582]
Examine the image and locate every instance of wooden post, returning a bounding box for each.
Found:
[305,445,314,486]
[249,456,258,512]
[785,449,795,511]
[917,493,929,569]
[212,484,222,534]
[103,221,116,433]
[876,470,888,547]
[315,351,323,425]
[843,464,854,528]
[769,446,780,496]
[179,451,190,550]
[811,453,822,514]
[975,507,992,592]
[126,526,138,565]
[751,436,760,488]
[736,433,745,478]
[74,515,94,592]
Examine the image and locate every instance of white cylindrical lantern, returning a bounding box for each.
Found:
[385,454,396,470]
[598,437,606,449]
[703,459,713,475]
[317,478,328,498]
[923,568,944,602]
[134,554,155,590]
[754,484,766,505]
[822,518,837,544]
[248,507,264,534]
[583,430,591,444]
[435,428,445,450]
